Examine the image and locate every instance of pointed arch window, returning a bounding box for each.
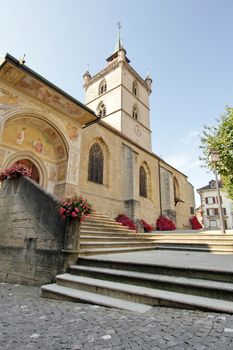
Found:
[132,81,138,97]
[97,102,106,118]
[139,165,147,197]
[99,80,107,95]
[88,143,103,184]
[132,104,138,120]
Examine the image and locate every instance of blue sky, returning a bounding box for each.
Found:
[1,0,233,205]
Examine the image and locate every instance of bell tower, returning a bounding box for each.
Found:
[83,24,153,152]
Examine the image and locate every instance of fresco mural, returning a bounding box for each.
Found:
[66,122,79,142]
[0,88,18,110]
[2,117,66,162]
[16,75,83,117]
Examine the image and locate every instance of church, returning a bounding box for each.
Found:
[0,37,195,228]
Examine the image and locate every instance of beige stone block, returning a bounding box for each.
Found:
[0,238,25,247]
[36,239,58,250]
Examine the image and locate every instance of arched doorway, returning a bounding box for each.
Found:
[1,115,68,192]
[15,159,40,183]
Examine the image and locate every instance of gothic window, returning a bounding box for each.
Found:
[132,105,138,120]
[97,102,106,118]
[88,143,103,184]
[132,81,138,96]
[139,166,147,197]
[173,177,183,205]
[99,80,107,95]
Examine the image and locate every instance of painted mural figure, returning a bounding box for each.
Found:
[33,138,43,153]
[67,123,79,142]
[16,127,26,145]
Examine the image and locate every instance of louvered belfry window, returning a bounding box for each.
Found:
[88,143,103,184]
[139,166,147,197]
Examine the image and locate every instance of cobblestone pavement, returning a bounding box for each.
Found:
[1,283,233,350]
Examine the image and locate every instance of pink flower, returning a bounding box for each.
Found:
[59,208,65,214]
[71,211,77,218]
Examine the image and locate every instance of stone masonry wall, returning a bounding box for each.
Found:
[0,176,65,286]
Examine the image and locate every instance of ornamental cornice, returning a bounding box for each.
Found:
[85,60,120,87]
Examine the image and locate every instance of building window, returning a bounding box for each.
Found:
[223,208,227,215]
[205,197,215,204]
[190,207,194,215]
[132,81,138,96]
[139,166,147,197]
[207,208,218,216]
[132,105,138,120]
[97,102,106,118]
[210,181,216,189]
[99,80,107,95]
[88,143,103,184]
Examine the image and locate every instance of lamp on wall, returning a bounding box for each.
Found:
[209,150,225,233]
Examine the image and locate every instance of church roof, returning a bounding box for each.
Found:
[0,53,98,127]
[197,180,222,191]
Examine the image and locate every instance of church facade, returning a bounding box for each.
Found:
[0,42,195,228]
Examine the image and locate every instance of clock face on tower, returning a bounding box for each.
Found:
[134,125,142,137]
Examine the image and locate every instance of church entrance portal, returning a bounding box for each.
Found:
[16,159,40,184]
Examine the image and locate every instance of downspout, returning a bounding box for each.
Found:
[158,160,162,216]
[82,116,101,129]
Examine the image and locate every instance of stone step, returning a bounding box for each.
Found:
[41,284,152,313]
[80,235,155,242]
[154,234,233,239]
[85,217,117,224]
[69,265,233,301]
[82,220,124,227]
[80,234,233,242]
[78,246,157,256]
[155,242,233,247]
[150,236,233,241]
[90,212,112,218]
[80,226,135,233]
[80,230,138,236]
[78,257,233,283]
[80,241,157,249]
[153,245,233,254]
[47,274,233,313]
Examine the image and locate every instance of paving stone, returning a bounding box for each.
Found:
[2,283,233,349]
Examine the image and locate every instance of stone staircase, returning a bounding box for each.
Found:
[145,233,233,254]
[41,212,233,313]
[41,256,233,314]
[78,212,233,255]
[78,211,157,255]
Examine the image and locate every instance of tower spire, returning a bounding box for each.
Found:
[107,21,130,63]
[115,20,123,52]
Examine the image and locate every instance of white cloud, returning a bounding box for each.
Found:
[178,129,200,146]
[164,154,201,173]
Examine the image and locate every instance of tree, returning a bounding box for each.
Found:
[200,107,233,199]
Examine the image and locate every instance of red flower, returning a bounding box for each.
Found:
[115,214,136,231]
[156,216,176,231]
[190,216,202,230]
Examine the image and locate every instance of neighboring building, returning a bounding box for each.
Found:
[196,206,203,227]
[0,36,195,228]
[197,180,233,230]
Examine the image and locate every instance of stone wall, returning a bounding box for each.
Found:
[0,176,65,286]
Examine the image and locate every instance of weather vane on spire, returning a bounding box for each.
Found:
[117,20,122,41]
